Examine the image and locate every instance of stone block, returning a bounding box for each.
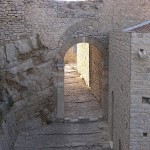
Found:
[6,43,17,63]
[0,46,6,66]
[18,59,34,72]
[143,34,150,44]
[64,118,70,123]
[8,67,18,75]
[131,38,140,44]
[29,36,38,49]
[15,39,32,54]
[89,117,99,122]
[70,118,79,123]
[78,117,89,123]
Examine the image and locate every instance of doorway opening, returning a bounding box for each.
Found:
[64,43,104,119]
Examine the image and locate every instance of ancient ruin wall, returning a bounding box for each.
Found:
[1,0,150,48]
[77,43,90,86]
[0,0,33,45]
[130,33,150,150]
[89,45,103,105]
[0,36,57,149]
[109,32,131,150]
[0,0,150,149]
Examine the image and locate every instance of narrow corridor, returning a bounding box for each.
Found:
[64,64,102,119]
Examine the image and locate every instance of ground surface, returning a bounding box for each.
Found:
[64,64,102,119]
[14,64,111,150]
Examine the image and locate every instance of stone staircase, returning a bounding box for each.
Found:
[14,64,111,150]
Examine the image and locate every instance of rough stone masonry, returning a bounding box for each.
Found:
[0,0,150,150]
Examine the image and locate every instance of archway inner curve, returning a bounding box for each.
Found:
[56,36,108,119]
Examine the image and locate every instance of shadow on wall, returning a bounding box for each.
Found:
[0,72,17,150]
[64,45,77,64]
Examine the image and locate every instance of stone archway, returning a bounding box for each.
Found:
[56,36,108,119]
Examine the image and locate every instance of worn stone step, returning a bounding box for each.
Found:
[64,90,94,97]
[64,117,104,123]
[64,97,97,103]
[64,80,85,85]
[22,121,107,135]
[15,132,110,149]
[65,109,102,119]
[65,100,101,110]
[15,144,111,150]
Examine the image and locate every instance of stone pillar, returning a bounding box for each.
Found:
[102,55,109,119]
[56,63,64,119]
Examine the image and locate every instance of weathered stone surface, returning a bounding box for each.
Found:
[18,59,34,72]
[77,43,90,86]
[15,39,32,54]
[0,107,18,150]
[0,46,6,67]
[0,0,150,149]
[14,120,110,150]
[6,43,17,63]
[130,32,150,150]
[64,64,102,119]
[29,36,38,49]
[109,32,131,150]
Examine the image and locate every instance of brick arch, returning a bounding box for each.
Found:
[58,19,102,46]
[56,20,109,119]
[58,19,108,57]
[58,36,107,65]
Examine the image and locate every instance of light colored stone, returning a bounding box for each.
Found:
[18,59,34,72]
[6,43,17,63]
[15,39,32,54]
[29,36,38,49]
[0,46,6,66]
[0,1,150,149]
[143,34,150,44]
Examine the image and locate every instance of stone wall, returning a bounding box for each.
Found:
[0,0,33,45]
[130,33,150,150]
[109,32,131,150]
[23,0,112,50]
[0,35,58,150]
[0,0,150,150]
[0,78,18,150]
[1,0,150,47]
[0,108,18,150]
[77,43,89,86]
[0,35,57,127]
[89,45,103,106]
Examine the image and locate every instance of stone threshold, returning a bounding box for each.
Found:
[54,116,104,123]
[109,141,113,149]
[15,143,111,150]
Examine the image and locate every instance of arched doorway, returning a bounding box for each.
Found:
[56,36,108,119]
[64,42,104,119]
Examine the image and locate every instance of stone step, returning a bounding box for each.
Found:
[63,117,103,123]
[65,109,102,119]
[15,144,111,150]
[64,87,91,95]
[64,80,85,84]
[22,118,107,132]
[15,132,110,149]
[64,100,101,111]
